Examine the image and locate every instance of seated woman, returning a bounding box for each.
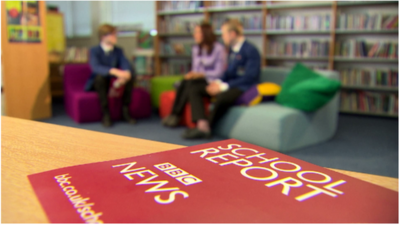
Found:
[162,22,227,127]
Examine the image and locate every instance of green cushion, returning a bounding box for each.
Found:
[276,63,341,112]
[150,75,183,107]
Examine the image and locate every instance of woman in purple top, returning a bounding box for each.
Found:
[162,22,227,127]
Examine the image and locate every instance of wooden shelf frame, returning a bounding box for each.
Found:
[266,56,330,61]
[266,1,333,9]
[341,85,398,92]
[334,57,398,63]
[207,5,264,12]
[266,30,331,35]
[340,109,398,118]
[157,8,205,15]
[335,29,398,34]
[336,1,396,7]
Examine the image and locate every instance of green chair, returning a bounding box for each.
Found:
[150,75,183,108]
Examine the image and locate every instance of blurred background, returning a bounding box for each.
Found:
[1,1,398,178]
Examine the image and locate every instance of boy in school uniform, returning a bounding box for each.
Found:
[85,24,136,127]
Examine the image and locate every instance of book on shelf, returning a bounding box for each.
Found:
[209,1,261,7]
[339,68,398,87]
[336,13,398,30]
[268,40,330,57]
[213,14,262,31]
[159,1,204,11]
[382,14,399,30]
[64,47,88,63]
[161,60,191,75]
[160,42,193,55]
[28,139,398,223]
[340,90,398,115]
[134,56,154,76]
[266,14,331,30]
[159,17,198,34]
[335,40,398,59]
[134,49,154,76]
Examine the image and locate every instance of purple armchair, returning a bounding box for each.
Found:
[64,64,152,123]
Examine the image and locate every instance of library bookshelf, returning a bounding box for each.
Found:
[154,1,398,117]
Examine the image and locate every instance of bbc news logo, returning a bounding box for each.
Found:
[154,162,202,186]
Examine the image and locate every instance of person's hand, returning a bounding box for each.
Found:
[191,72,204,79]
[109,87,120,97]
[110,68,131,80]
[120,71,131,80]
[206,82,221,96]
[109,68,121,77]
[117,70,131,80]
[115,77,128,86]
[109,77,127,97]
[184,72,194,80]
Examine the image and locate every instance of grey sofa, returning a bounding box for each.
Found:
[214,67,340,152]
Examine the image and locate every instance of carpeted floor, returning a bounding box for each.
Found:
[40,102,399,178]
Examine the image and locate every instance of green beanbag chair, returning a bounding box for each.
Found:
[150,75,183,108]
[276,63,341,112]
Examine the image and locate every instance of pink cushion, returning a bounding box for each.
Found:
[68,88,151,123]
[129,88,152,119]
[70,92,122,123]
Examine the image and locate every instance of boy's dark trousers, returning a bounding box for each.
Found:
[93,74,134,115]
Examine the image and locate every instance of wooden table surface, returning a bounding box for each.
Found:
[2,116,398,223]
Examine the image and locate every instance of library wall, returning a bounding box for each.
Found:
[65,1,99,48]
[214,10,264,51]
[154,1,398,118]
[65,2,139,62]
[334,3,398,117]
[266,7,333,69]
[159,13,204,75]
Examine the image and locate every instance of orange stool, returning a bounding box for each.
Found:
[159,90,210,128]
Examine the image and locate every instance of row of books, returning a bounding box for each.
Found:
[339,68,398,87]
[213,14,262,31]
[159,1,204,11]
[334,40,398,58]
[336,13,398,30]
[266,14,331,30]
[159,42,193,55]
[340,91,398,115]
[64,47,88,63]
[209,1,261,7]
[268,40,330,57]
[161,61,191,75]
[134,56,154,76]
[159,17,198,34]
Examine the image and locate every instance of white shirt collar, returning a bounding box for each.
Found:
[101,43,114,54]
[232,37,245,53]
